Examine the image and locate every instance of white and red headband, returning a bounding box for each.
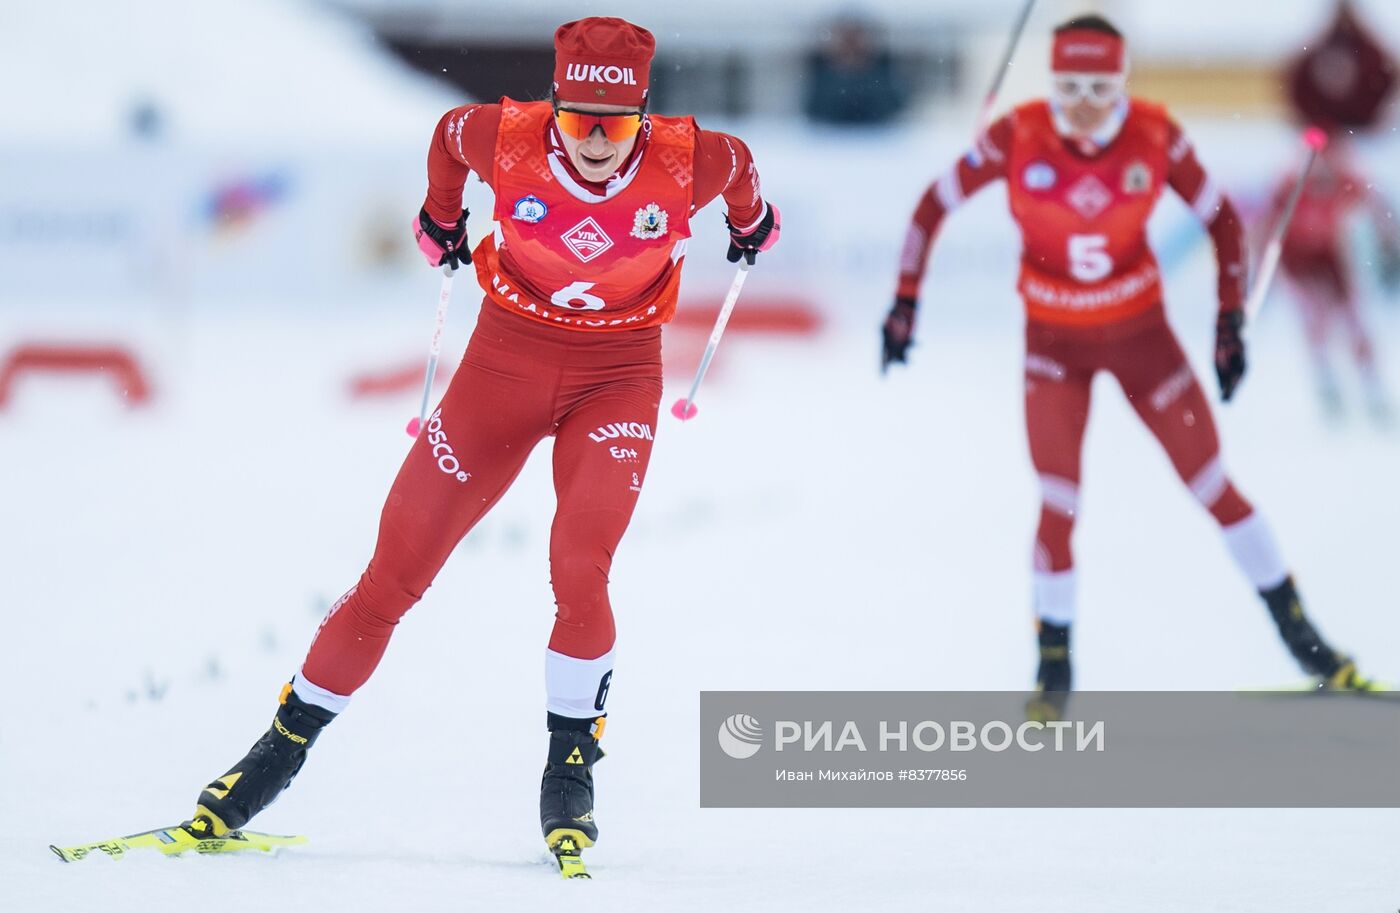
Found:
[1051,29,1127,74]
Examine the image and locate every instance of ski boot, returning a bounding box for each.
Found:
[1026,620,1072,722]
[540,713,605,878]
[188,683,336,838]
[1262,577,1374,691]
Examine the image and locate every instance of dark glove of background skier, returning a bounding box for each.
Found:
[881,297,917,373]
[1215,310,1247,401]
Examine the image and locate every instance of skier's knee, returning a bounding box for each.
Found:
[1035,473,1078,571]
[352,560,432,628]
[548,544,616,657]
[1185,456,1253,526]
[550,550,610,610]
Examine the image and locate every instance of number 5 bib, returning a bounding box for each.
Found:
[473,98,697,332]
[1006,100,1170,327]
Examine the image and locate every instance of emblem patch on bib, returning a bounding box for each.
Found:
[1066,174,1114,219]
[630,203,669,240]
[561,216,614,262]
[1023,160,1057,191]
[1122,161,1152,194]
[512,194,548,223]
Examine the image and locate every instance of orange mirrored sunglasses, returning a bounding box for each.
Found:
[554,107,644,143]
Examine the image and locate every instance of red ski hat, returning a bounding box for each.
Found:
[1052,29,1126,74]
[553,17,655,108]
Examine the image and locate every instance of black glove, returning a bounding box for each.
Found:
[725,202,780,265]
[881,297,917,373]
[1215,310,1247,402]
[413,206,471,269]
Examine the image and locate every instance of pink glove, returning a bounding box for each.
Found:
[413,207,470,269]
[725,202,780,265]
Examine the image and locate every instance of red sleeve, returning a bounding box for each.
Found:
[1165,119,1246,315]
[691,128,765,229]
[423,103,502,225]
[895,115,1012,301]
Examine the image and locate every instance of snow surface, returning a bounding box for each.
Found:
[4,117,1400,910]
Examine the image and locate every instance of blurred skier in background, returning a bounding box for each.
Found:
[881,14,1377,718]
[1270,0,1400,422]
[1262,140,1400,422]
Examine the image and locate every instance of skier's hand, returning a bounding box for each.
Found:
[1215,309,1247,402]
[413,206,471,269]
[725,202,780,265]
[881,297,917,374]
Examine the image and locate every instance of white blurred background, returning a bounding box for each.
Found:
[3,2,1399,911]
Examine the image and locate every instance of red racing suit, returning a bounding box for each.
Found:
[301,99,766,719]
[896,99,1255,587]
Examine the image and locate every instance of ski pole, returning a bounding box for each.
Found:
[1245,126,1329,322]
[405,263,457,437]
[975,0,1036,133]
[670,262,750,421]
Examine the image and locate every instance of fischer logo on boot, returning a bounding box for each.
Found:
[274,718,309,745]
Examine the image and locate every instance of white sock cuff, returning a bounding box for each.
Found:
[1221,512,1289,591]
[545,648,614,719]
[292,672,352,715]
[1033,569,1077,625]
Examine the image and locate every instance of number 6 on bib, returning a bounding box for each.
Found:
[551,281,607,311]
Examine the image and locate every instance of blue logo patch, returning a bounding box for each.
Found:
[1023,161,1057,191]
[512,194,548,223]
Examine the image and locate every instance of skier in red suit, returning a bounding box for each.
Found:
[881,15,1373,716]
[190,17,779,862]
[1264,141,1400,421]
